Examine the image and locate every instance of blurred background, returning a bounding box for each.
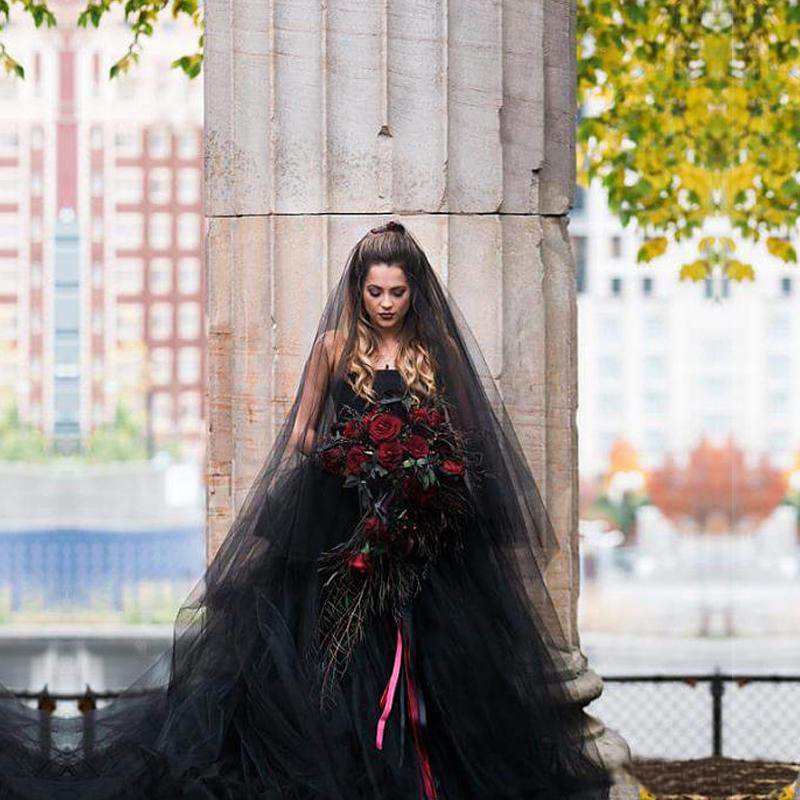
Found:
[0,0,799,775]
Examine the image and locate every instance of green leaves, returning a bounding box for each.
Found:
[578,0,800,282]
[4,0,203,81]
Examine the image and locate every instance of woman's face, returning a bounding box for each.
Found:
[361,262,411,334]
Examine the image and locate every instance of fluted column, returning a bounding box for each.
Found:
[204,0,633,794]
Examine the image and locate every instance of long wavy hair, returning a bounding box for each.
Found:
[336,221,440,406]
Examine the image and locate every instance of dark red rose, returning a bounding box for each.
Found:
[377,439,404,470]
[367,413,403,443]
[321,446,344,472]
[408,407,430,426]
[427,408,445,427]
[342,418,365,440]
[404,434,430,459]
[348,552,370,572]
[418,484,439,507]
[400,476,438,507]
[401,475,421,499]
[440,458,465,477]
[345,445,370,475]
[362,409,380,426]
[363,516,389,541]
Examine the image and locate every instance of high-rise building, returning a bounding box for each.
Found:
[572,180,799,478]
[0,8,205,459]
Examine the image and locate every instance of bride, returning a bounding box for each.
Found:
[0,221,613,799]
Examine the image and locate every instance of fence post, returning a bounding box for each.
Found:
[36,686,56,759]
[710,669,724,757]
[77,685,97,757]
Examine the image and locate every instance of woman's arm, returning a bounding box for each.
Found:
[287,331,335,457]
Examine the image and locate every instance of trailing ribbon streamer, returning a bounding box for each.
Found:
[376,624,404,750]
[375,614,438,799]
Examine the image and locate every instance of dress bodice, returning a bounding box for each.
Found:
[332,368,408,417]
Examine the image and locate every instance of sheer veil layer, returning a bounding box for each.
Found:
[0,221,613,800]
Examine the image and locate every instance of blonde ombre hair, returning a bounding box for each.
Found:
[336,221,440,406]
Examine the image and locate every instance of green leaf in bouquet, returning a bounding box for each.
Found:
[343,474,361,488]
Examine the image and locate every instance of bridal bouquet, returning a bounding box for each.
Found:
[310,394,484,704]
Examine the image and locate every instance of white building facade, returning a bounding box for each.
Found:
[572,180,799,478]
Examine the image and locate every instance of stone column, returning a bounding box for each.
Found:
[204,0,633,793]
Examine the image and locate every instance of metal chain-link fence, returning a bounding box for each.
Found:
[591,672,800,762]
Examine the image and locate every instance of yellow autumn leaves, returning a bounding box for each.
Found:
[577,1,800,282]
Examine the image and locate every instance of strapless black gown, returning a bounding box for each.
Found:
[0,368,612,800]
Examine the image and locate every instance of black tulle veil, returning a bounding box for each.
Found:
[0,221,612,799]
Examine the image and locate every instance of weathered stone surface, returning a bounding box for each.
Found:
[205,0,564,217]
[204,0,631,783]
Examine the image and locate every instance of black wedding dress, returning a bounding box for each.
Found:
[0,224,614,799]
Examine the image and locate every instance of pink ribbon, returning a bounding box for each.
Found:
[375,620,438,799]
[375,623,404,750]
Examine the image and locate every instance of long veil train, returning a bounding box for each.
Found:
[0,221,613,799]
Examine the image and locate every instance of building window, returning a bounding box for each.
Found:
[643,314,666,339]
[148,168,171,204]
[0,261,17,293]
[148,126,171,159]
[114,129,142,158]
[177,168,199,205]
[597,314,621,340]
[177,129,198,159]
[641,276,654,296]
[91,173,104,196]
[610,276,623,296]
[573,185,586,213]
[31,127,44,149]
[114,167,143,204]
[177,213,200,249]
[0,129,19,156]
[115,212,144,249]
[767,389,790,414]
[178,390,202,428]
[92,262,103,288]
[610,235,622,258]
[643,354,666,380]
[150,347,173,385]
[0,306,16,339]
[0,216,18,244]
[0,169,19,202]
[115,258,144,294]
[598,392,623,416]
[178,302,201,339]
[643,391,666,414]
[149,213,172,250]
[767,315,791,341]
[781,277,792,297]
[597,355,623,381]
[91,218,103,242]
[149,257,172,294]
[571,235,588,293]
[178,257,201,294]
[117,302,144,341]
[177,346,201,383]
[152,391,174,432]
[90,125,103,149]
[149,302,173,340]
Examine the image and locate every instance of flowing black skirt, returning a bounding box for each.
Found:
[0,458,613,800]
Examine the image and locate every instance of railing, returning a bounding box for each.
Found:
[598,670,800,762]
[13,671,800,762]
